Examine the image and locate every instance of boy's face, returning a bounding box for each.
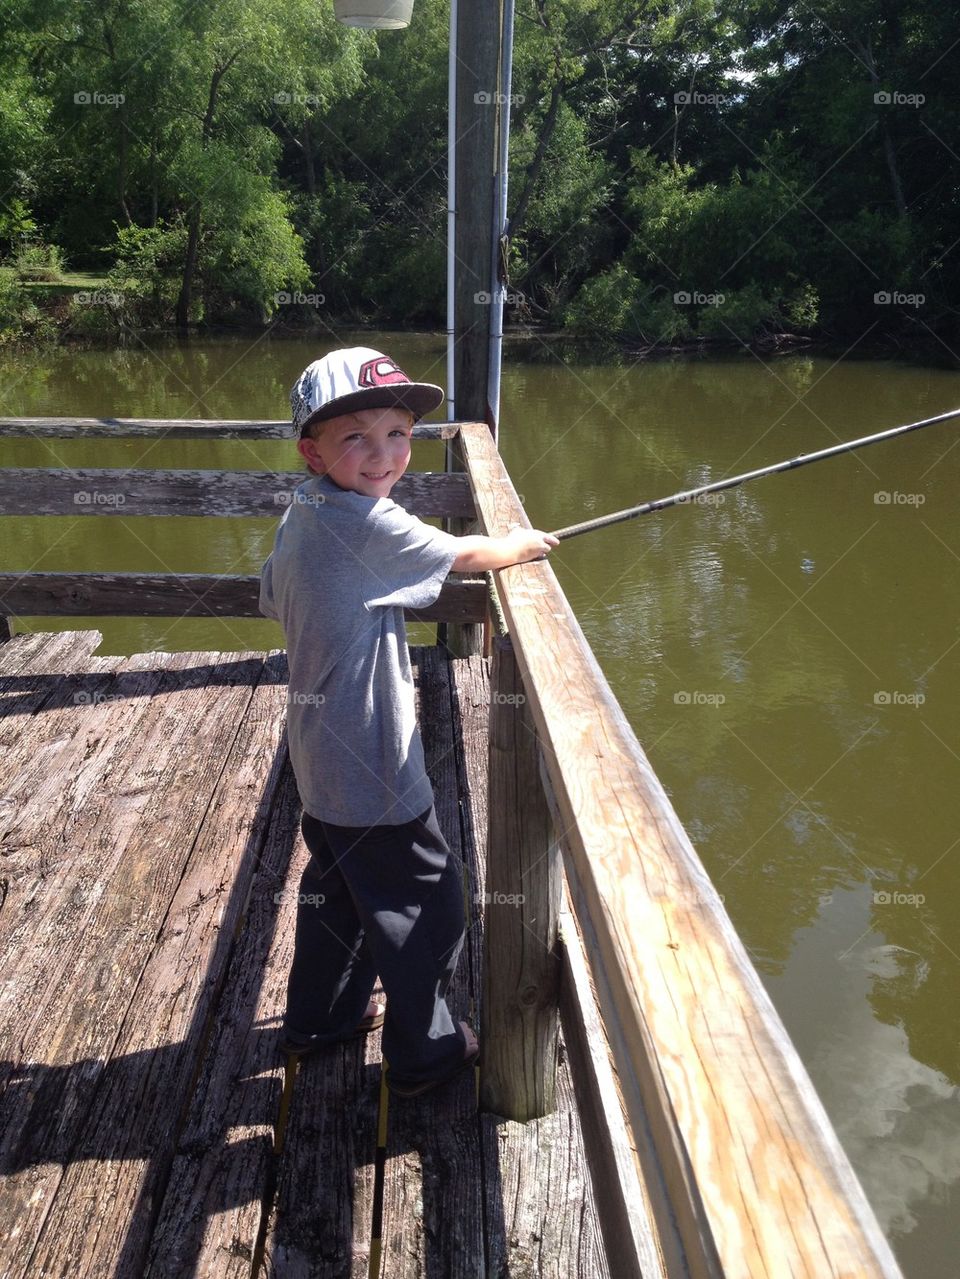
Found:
[297,406,414,499]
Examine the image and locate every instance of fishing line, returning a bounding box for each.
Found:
[550,407,960,542]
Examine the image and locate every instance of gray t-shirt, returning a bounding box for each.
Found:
[259,473,460,826]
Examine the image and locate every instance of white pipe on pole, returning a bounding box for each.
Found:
[446,0,458,420]
[486,0,516,442]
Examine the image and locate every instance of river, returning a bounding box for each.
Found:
[2,330,958,1276]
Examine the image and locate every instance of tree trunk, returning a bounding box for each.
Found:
[859,35,908,218]
[302,118,316,196]
[175,53,240,332]
[507,79,563,242]
[176,209,202,330]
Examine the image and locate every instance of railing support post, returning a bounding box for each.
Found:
[480,633,561,1120]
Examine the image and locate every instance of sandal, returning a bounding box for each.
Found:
[280,1001,385,1057]
[385,1032,480,1098]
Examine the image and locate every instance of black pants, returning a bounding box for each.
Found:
[283,804,467,1085]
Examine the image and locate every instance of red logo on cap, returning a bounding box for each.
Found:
[357,356,410,388]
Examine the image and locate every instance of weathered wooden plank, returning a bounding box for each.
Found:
[0,418,460,439]
[0,572,486,623]
[441,425,486,656]
[0,468,475,520]
[481,634,561,1120]
[457,420,903,1279]
[556,896,670,1279]
[143,716,320,1277]
[479,1065,610,1279]
[22,650,289,1279]
[258,974,383,1279]
[0,645,184,946]
[0,648,273,1276]
[0,627,104,682]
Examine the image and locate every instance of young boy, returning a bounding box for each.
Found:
[259,346,558,1097]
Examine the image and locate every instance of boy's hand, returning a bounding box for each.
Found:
[451,526,560,572]
[503,525,560,564]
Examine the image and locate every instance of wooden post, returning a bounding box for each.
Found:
[451,3,500,428]
[442,2,501,657]
[480,633,561,1120]
[440,428,484,657]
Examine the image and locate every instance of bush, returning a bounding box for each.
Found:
[106,220,190,329]
[0,265,58,344]
[565,266,695,344]
[14,240,65,282]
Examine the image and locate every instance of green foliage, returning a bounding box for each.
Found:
[0,266,58,345]
[0,0,955,349]
[107,221,189,327]
[0,200,38,254]
[14,241,66,281]
[207,188,312,320]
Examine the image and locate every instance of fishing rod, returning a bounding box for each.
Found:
[550,406,960,542]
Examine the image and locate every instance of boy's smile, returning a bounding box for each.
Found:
[298,407,414,499]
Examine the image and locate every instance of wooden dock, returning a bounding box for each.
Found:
[0,415,905,1278]
[0,630,606,1277]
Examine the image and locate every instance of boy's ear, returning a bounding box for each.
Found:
[297,436,326,474]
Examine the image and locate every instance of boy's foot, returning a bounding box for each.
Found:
[384,1021,480,1098]
[280,999,385,1057]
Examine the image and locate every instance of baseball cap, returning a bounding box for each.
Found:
[290,346,445,437]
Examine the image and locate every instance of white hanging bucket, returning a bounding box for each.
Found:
[333,0,414,27]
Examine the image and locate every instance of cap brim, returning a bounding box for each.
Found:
[299,383,444,435]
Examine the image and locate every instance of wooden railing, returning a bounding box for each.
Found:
[0,416,904,1278]
[0,418,484,628]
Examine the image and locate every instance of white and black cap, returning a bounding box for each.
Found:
[290,346,444,437]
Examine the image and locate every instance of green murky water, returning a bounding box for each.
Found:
[2,331,958,1275]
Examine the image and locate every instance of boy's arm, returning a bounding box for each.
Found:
[451,526,559,572]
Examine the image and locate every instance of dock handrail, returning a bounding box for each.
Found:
[0,418,483,628]
[456,421,902,1279]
